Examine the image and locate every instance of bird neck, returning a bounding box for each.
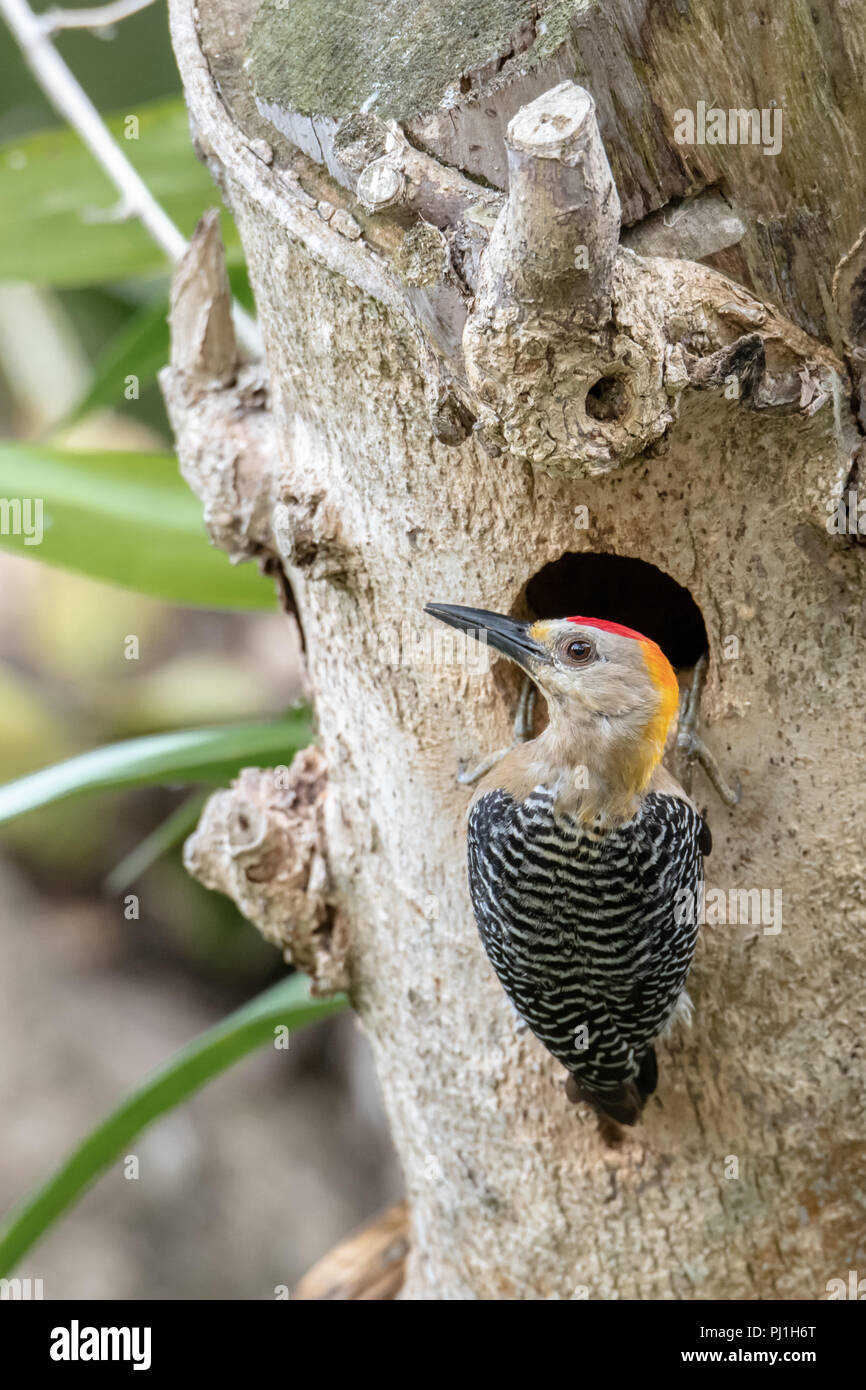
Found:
[479,702,674,828]
[542,715,664,823]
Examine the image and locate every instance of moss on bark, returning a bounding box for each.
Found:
[246,0,578,121]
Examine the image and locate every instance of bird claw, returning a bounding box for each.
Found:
[675,654,741,807]
[457,675,537,785]
[457,746,512,785]
[678,729,741,806]
[513,675,537,742]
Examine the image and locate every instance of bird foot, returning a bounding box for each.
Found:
[564,1076,628,1146]
[457,675,537,786]
[596,1113,626,1147]
[458,745,513,785]
[675,654,741,807]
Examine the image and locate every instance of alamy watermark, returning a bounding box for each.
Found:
[0,497,43,545]
[674,101,782,157]
[0,1276,43,1299]
[826,1270,866,1299]
[825,486,866,535]
[675,883,783,935]
[49,1321,151,1370]
[373,621,492,675]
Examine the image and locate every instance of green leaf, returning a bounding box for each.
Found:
[66,268,255,423]
[0,98,242,286]
[0,975,348,1276]
[67,294,170,422]
[104,790,209,893]
[0,443,275,608]
[0,713,312,824]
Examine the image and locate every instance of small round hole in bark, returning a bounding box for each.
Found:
[585,374,630,423]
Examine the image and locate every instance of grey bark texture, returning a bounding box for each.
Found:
[164,0,866,1299]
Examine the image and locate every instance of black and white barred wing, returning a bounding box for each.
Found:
[467,787,706,1106]
[606,792,705,1045]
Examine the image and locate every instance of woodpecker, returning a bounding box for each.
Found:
[425,603,711,1131]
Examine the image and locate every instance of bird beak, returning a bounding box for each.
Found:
[424,604,550,671]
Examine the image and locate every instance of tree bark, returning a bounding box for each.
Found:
[165,0,866,1299]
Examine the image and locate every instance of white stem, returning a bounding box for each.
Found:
[0,0,261,357]
[38,0,156,33]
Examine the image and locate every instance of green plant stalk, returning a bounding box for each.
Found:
[103,789,209,894]
[0,974,349,1276]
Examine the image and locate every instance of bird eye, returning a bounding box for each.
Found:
[560,636,596,667]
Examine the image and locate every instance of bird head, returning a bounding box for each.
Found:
[425,603,681,793]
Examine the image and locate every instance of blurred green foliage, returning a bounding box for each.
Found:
[0,711,313,822]
[0,443,275,606]
[0,98,243,285]
[0,4,347,1284]
[0,2,180,143]
[0,3,196,440]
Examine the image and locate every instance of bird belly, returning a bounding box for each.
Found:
[467,784,704,1093]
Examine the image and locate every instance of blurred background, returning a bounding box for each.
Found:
[0,0,401,1298]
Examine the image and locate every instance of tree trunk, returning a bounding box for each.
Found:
[164,0,866,1299]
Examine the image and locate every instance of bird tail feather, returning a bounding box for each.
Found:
[565,1046,657,1126]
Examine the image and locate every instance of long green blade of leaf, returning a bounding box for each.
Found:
[0,975,349,1276]
[0,98,243,286]
[67,294,171,423]
[0,713,312,824]
[103,790,209,894]
[0,443,275,608]
[66,267,255,423]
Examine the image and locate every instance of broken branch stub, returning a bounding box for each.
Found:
[357,157,405,213]
[490,82,620,326]
[184,749,350,995]
[159,212,279,565]
[462,81,850,480]
[167,21,852,485]
[168,208,237,386]
[463,82,678,475]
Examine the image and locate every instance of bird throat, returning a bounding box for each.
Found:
[479,707,672,829]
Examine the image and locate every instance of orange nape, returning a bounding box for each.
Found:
[566,614,681,766]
